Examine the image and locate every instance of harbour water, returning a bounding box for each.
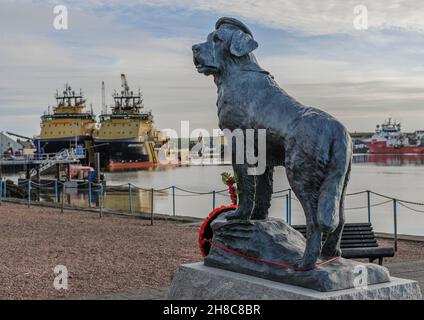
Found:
[6,154,424,236]
[106,154,424,236]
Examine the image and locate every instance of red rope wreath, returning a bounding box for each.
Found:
[198,172,239,257]
[198,204,237,257]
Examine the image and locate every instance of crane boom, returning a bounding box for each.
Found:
[6,132,33,141]
[121,74,129,93]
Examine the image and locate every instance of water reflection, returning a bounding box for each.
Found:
[39,187,154,214]
[353,154,424,166]
[8,154,424,236]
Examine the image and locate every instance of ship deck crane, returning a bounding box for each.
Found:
[6,132,33,141]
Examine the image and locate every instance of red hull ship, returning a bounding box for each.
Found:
[107,160,181,171]
[367,141,424,154]
[364,119,424,154]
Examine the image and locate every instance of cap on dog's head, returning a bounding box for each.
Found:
[192,17,259,76]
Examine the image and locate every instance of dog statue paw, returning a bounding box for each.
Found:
[250,209,268,220]
[225,209,251,221]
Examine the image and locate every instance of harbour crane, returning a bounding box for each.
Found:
[6,132,33,141]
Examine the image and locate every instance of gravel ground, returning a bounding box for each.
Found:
[0,202,201,300]
[378,238,424,264]
[0,202,423,299]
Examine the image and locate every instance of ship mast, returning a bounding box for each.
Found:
[111,74,144,115]
[101,81,107,114]
[55,84,85,111]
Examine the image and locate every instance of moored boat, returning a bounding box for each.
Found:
[33,84,96,161]
[364,119,424,154]
[93,74,168,171]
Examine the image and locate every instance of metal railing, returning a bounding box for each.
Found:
[0,148,85,163]
[1,179,424,250]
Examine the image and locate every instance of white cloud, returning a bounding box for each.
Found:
[1,0,424,136]
[59,0,424,35]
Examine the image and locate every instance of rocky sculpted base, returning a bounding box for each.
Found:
[204,212,391,292]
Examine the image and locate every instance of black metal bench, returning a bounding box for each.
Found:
[292,223,395,265]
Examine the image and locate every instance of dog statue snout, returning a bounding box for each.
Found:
[192,44,201,53]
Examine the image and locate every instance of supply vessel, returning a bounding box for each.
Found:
[364,118,424,154]
[93,74,167,171]
[34,84,96,159]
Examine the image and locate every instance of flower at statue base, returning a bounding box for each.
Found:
[221,172,239,205]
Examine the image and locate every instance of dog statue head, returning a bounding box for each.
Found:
[192,17,261,77]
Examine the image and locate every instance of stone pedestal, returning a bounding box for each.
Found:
[168,263,422,300]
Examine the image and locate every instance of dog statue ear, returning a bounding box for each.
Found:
[230,30,258,57]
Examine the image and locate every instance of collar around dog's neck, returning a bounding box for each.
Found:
[214,68,273,86]
[241,68,271,75]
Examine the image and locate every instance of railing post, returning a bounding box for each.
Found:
[99,184,103,219]
[285,193,289,223]
[367,190,371,224]
[54,179,58,203]
[172,186,176,216]
[27,180,31,208]
[61,182,65,213]
[393,199,398,252]
[128,183,133,214]
[88,182,92,208]
[150,188,154,225]
[288,189,292,225]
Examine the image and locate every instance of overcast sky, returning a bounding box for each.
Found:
[1,0,424,137]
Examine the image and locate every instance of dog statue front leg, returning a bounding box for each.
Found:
[250,166,273,220]
[226,164,255,220]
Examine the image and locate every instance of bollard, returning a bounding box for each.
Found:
[0,180,2,205]
[367,190,371,223]
[99,184,104,219]
[27,180,31,208]
[128,183,133,214]
[54,179,58,204]
[288,189,292,225]
[212,190,216,210]
[393,199,398,252]
[172,186,176,216]
[150,188,154,225]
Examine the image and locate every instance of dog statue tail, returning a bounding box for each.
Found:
[317,133,352,233]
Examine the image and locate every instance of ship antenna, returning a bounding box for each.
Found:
[138,88,144,108]
[101,81,106,114]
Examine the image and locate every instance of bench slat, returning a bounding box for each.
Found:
[342,247,395,259]
[293,227,374,232]
[340,243,378,248]
[340,239,377,244]
[295,231,376,240]
[292,223,372,228]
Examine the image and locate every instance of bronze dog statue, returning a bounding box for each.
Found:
[192,17,352,268]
